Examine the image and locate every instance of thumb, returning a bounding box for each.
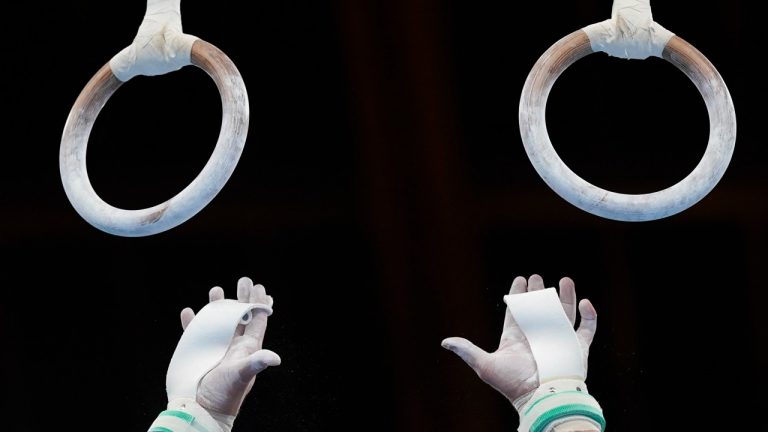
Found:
[236,349,282,382]
[575,299,597,349]
[441,337,489,371]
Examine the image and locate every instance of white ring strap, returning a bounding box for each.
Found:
[583,0,674,59]
[110,0,198,81]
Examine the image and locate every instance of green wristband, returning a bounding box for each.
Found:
[530,403,606,432]
[517,379,605,432]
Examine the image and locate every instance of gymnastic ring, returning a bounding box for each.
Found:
[60,39,248,237]
[519,30,736,221]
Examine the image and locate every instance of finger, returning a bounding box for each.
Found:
[180,307,195,330]
[266,295,274,308]
[244,282,270,343]
[502,276,527,327]
[235,349,281,383]
[441,337,489,372]
[233,278,255,337]
[501,276,527,344]
[209,286,225,303]
[248,280,268,304]
[237,277,253,303]
[528,274,545,291]
[509,275,528,295]
[558,277,577,326]
[576,299,598,348]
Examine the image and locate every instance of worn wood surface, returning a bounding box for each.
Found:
[519,30,736,221]
[60,39,249,237]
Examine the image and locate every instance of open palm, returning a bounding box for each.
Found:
[442,274,597,407]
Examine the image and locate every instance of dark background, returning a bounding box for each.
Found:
[1,0,763,430]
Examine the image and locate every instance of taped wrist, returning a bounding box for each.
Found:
[148,398,234,432]
[516,379,605,432]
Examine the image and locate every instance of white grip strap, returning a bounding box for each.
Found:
[504,288,584,382]
[109,0,199,81]
[166,299,272,402]
[583,0,674,59]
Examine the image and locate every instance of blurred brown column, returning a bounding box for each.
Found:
[336,0,498,430]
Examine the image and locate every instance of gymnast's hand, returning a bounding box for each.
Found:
[441,274,597,407]
[180,277,281,417]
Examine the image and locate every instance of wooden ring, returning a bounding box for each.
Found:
[519,30,736,221]
[60,39,248,236]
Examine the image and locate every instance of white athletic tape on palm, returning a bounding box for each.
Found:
[583,0,674,59]
[504,288,584,382]
[166,299,271,401]
[109,0,198,82]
